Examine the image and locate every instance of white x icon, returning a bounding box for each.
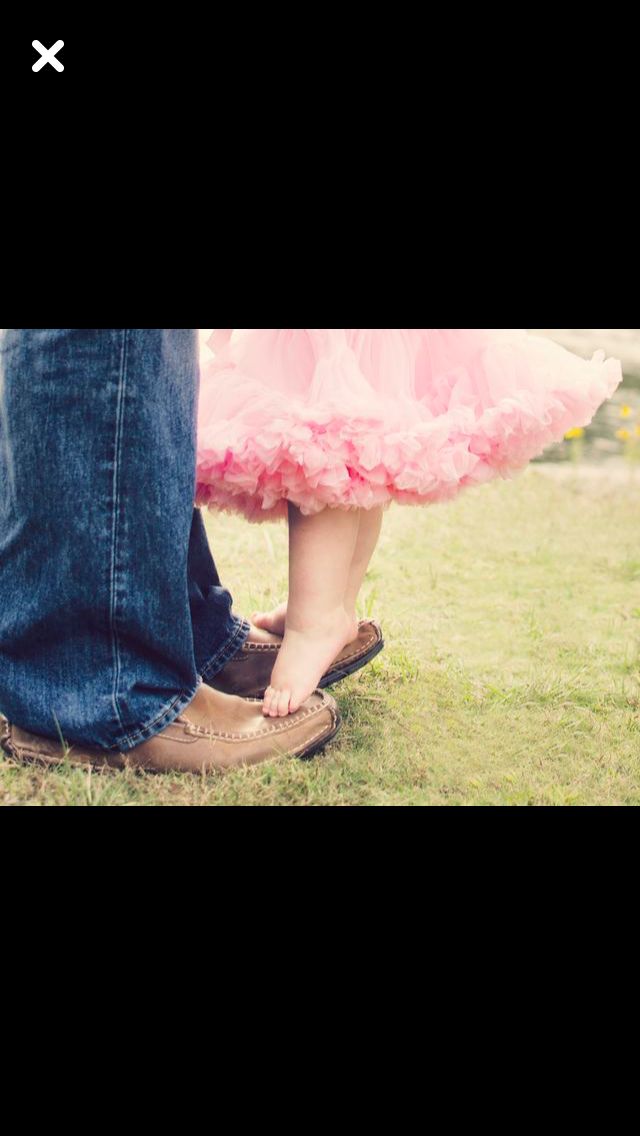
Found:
[32,40,65,72]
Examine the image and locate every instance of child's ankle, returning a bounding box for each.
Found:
[286,603,351,636]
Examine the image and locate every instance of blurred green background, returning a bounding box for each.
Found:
[532,329,640,463]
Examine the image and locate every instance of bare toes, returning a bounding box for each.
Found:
[277,689,292,717]
[263,686,275,717]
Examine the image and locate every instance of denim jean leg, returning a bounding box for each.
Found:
[188,508,249,680]
[0,328,207,751]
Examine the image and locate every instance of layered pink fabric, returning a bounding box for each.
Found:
[196,329,623,521]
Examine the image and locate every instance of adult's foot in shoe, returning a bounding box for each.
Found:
[0,685,341,775]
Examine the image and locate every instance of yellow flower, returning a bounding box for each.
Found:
[620,405,634,419]
[616,428,632,442]
[635,424,640,438]
[565,427,585,440]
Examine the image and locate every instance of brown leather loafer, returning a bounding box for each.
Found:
[210,620,385,700]
[0,686,340,776]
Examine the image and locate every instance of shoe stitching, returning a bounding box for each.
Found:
[183,700,328,742]
[6,703,329,756]
[241,622,381,666]
[329,630,380,669]
[288,720,338,757]
[9,716,337,766]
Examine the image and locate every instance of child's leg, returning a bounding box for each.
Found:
[344,507,384,622]
[254,507,384,637]
[264,506,360,717]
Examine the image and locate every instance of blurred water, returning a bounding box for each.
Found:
[532,329,640,463]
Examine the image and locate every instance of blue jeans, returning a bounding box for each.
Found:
[0,329,248,751]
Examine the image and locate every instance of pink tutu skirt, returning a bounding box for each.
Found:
[196,329,622,522]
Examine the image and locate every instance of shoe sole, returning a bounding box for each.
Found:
[298,711,342,762]
[249,632,385,699]
[318,635,385,690]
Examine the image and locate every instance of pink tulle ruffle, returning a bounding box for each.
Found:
[196,329,623,521]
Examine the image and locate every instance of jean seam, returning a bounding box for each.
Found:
[109,330,130,734]
[200,616,251,680]
[0,343,17,511]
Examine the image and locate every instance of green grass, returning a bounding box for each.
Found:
[2,466,639,806]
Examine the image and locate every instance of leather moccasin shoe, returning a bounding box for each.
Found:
[211,619,384,700]
[0,686,341,776]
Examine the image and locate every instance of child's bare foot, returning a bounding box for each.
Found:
[263,608,359,717]
[252,602,288,637]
